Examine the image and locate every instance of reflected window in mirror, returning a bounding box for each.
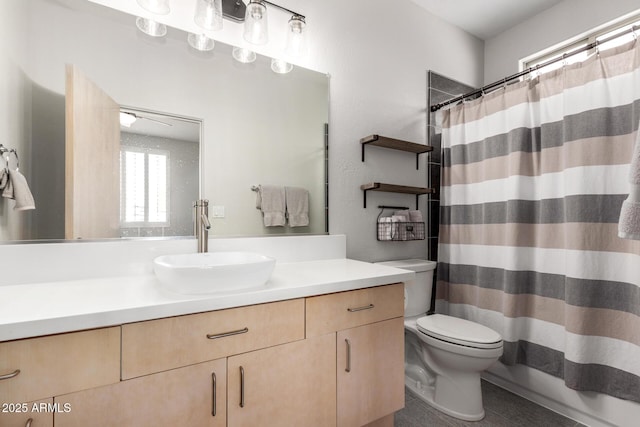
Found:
[120,147,170,230]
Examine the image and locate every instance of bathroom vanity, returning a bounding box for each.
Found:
[0,236,412,427]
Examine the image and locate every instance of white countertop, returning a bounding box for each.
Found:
[0,258,414,342]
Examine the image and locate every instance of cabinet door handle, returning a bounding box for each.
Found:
[0,369,20,380]
[211,372,217,417]
[347,304,374,312]
[25,419,33,427]
[345,339,351,373]
[239,366,245,408]
[206,327,249,340]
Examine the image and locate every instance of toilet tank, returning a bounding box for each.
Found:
[375,259,437,317]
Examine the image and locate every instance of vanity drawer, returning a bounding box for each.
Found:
[121,299,305,379]
[0,327,121,404]
[305,283,404,337]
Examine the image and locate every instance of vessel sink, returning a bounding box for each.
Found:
[153,252,276,294]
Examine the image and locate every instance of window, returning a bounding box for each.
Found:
[120,147,170,227]
[522,12,640,76]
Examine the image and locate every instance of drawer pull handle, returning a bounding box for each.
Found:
[0,369,20,380]
[347,304,374,312]
[211,372,217,417]
[25,419,33,427]
[345,339,351,373]
[239,366,245,408]
[207,327,249,340]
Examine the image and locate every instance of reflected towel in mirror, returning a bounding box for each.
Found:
[255,185,285,226]
[285,186,309,227]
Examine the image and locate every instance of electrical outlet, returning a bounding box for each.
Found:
[212,205,225,218]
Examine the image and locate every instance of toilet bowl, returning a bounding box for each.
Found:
[375,259,503,421]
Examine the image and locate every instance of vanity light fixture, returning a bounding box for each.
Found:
[243,0,269,45]
[194,0,223,31]
[271,58,292,74]
[135,17,167,37]
[188,33,215,51]
[285,15,306,57]
[136,0,170,15]
[232,47,257,63]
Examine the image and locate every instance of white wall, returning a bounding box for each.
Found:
[484,0,640,83]
[301,0,484,260]
[484,1,640,425]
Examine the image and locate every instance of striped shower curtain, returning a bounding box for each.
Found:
[437,40,640,402]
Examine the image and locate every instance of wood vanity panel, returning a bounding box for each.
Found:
[227,333,336,427]
[55,358,226,427]
[0,398,54,427]
[336,318,405,427]
[121,299,305,379]
[0,327,120,404]
[305,283,404,336]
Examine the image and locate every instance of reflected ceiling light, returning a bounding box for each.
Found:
[285,15,306,57]
[136,0,170,15]
[194,0,223,31]
[271,58,292,74]
[232,47,257,63]
[135,17,167,37]
[243,0,268,45]
[120,112,138,128]
[188,33,215,51]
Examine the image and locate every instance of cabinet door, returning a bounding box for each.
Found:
[54,359,226,427]
[337,317,405,427]
[0,399,53,427]
[227,334,336,427]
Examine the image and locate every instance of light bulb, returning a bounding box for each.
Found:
[136,17,167,37]
[271,58,293,74]
[136,0,170,15]
[194,0,223,31]
[285,15,306,57]
[232,47,257,64]
[243,0,268,45]
[188,33,215,51]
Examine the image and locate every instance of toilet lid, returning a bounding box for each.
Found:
[416,314,502,349]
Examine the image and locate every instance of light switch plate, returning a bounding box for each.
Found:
[212,205,225,218]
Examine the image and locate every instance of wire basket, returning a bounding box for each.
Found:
[377,221,425,241]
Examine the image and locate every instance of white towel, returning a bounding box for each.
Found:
[2,169,35,211]
[0,168,7,190]
[255,185,285,227]
[285,186,309,227]
[408,210,423,222]
[618,126,640,240]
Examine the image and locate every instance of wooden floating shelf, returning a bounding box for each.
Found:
[360,135,433,169]
[360,182,435,208]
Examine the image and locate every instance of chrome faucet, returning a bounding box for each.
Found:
[194,199,211,253]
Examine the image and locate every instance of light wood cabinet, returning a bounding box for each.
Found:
[0,399,54,427]
[0,328,120,404]
[227,333,336,427]
[121,299,305,379]
[337,318,405,427]
[2,283,404,426]
[306,284,406,427]
[54,358,226,427]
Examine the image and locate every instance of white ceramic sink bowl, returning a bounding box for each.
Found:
[153,252,276,294]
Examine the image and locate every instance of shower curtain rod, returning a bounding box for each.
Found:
[430,24,640,112]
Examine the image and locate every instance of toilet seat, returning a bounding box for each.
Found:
[416,314,502,350]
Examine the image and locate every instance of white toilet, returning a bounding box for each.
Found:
[376,259,503,421]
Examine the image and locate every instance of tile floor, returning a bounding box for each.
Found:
[395,380,586,427]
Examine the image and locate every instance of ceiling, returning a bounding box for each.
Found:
[409,0,565,40]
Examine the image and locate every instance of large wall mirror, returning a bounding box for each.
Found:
[0,0,329,242]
